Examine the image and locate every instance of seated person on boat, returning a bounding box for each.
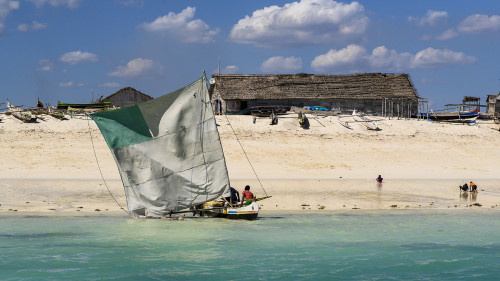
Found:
[225,186,240,205]
[241,185,255,205]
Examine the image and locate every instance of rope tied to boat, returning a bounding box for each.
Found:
[86,113,129,216]
[223,114,269,198]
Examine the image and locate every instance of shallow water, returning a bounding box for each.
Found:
[1,210,499,280]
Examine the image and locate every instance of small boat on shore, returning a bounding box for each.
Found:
[338,117,352,129]
[7,102,37,123]
[249,105,290,117]
[412,110,478,120]
[352,110,378,130]
[57,101,111,109]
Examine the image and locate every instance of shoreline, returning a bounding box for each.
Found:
[1,178,499,214]
[1,113,499,214]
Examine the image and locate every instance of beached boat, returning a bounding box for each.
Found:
[57,101,111,109]
[47,107,66,120]
[338,117,352,129]
[249,105,290,117]
[7,102,37,123]
[352,110,378,130]
[412,110,478,120]
[91,74,262,220]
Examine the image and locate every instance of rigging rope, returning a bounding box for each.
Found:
[223,114,269,198]
[86,114,129,216]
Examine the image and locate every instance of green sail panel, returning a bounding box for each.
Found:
[91,75,230,217]
[92,105,152,149]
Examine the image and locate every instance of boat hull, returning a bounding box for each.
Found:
[204,202,259,220]
[412,111,479,120]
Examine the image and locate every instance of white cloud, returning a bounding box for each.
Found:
[311,44,368,72]
[108,58,163,78]
[311,44,476,72]
[142,7,219,43]
[0,0,19,33]
[420,34,432,41]
[413,47,476,68]
[0,0,18,18]
[27,0,81,9]
[98,82,120,88]
[59,81,84,87]
[223,65,239,74]
[17,21,47,32]
[436,28,458,40]
[60,51,98,65]
[229,0,369,47]
[409,10,448,26]
[458,14,500,33]
[260,56,303,73]
[117,0,144,7]
[37,59,53,71]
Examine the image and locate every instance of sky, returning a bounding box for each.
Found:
[1,0,500,109]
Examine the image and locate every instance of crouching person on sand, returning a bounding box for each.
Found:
[241,185,255,206]
[469,181,478,192]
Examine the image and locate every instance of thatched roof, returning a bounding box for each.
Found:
[210,73,419,100]
[103,87,153,101]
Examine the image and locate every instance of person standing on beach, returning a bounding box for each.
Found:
[241,185,255,205]
[376,175,383,183]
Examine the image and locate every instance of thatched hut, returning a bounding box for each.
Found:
[103,87,153,108]
[209,73,420,116]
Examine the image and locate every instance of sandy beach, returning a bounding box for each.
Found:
[1,112,499,215]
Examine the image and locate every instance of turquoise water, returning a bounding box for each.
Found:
[1,211,499,280]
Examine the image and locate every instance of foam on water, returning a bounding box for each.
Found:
[1,210,499,280]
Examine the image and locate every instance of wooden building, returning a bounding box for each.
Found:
[209,73,420,116]
[102,87,153,108]
[487,93,500,116]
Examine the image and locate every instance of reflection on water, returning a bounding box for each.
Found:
[459,191,477,202]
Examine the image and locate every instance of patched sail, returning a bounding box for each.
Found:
[92,75,230,217]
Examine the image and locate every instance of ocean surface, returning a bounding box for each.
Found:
[1,210,499,280]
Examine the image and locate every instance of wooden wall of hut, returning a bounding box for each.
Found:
[221,98,417,117]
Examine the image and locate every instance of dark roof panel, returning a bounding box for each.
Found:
[211,73,419,100]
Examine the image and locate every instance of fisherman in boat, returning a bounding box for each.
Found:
[226,186,240,205]
[469,181,478,192]
[241,185,255,206]
[376,175,383,183]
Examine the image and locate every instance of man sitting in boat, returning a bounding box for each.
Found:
[226,186,240,205]
[241,185,255,205]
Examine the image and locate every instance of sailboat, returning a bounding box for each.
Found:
[91,74,261,219]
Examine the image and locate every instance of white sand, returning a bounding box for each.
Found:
[1,112,499,215]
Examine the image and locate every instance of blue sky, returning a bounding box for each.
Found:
[1,0,500,109]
